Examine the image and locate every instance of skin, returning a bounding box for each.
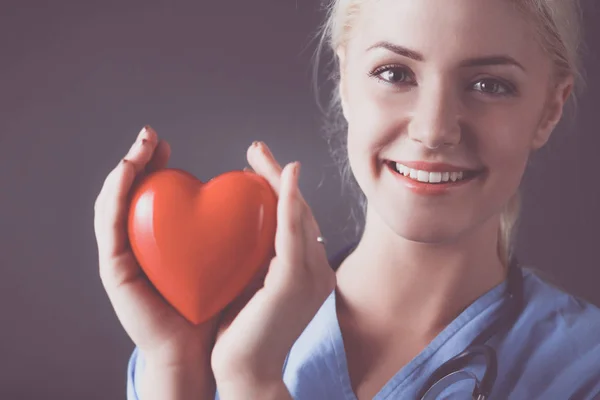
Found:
[94,0,573,398]
[94,126,334,400]
[94,128,219,400]
[335,0,572,397]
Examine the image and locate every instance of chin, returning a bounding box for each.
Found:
[377,207,470,245]
[394,223,461,245]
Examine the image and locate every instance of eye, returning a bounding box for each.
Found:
[369,65,415,85]
[472,79,515,96]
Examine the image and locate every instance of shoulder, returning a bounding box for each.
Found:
[519,267,600,367]
[520,267,600,329]
[518,267,600,358]
[495,268,600,398]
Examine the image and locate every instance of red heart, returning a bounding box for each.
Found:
[127,168,277,325]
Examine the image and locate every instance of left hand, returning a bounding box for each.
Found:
[211,141,336,396]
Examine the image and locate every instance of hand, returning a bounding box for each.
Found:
[94,126,218,398]
[211,141,337,396]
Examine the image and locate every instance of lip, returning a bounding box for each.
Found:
[385,162,484,196]
[389,160,480,173]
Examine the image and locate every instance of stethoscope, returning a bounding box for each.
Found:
[329,242,524,400]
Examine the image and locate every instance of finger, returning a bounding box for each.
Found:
[247,141,283,195]
[146,139,171,173]
[94,127,162,245]
[301,210,329,276]
[124,125,158,173]
[97,125,157,209]
[97,126,159,260]
[277,162,327,273]
[275,162,304,266]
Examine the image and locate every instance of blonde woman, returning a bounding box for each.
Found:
[94,0,600,398]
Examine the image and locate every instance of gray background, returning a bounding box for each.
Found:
[1,1,599,399]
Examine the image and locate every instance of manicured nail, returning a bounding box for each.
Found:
[138,125,155,142]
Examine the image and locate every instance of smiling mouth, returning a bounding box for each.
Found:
[385,161,483,184]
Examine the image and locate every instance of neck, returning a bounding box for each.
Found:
[335,209,506,338]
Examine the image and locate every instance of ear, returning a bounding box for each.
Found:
[336,46,350,121]
[531,75,574,150]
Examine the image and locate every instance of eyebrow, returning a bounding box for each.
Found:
[367,41,526,72]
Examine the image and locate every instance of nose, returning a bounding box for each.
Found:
[408,80,461,149]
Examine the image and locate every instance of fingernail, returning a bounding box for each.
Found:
[294,162,301,176]
[138,125,154,141]
[252,141,260,147]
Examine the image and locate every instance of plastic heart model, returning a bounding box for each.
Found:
[127,168,277,324]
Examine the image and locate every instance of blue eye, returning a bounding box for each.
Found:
[472,79,514,96]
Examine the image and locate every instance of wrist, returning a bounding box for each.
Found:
[216,377,291,400]
[143,346,212,371]
[140,355,215,400]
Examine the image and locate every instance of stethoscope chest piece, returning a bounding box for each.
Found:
[421,370,481,399]
[420,344,497,399]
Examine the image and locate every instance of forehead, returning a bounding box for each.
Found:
[350,0,546,67]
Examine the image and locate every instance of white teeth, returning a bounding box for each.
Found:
[417,170,429,182]
[429,172,442,183]
[394,162,468,184]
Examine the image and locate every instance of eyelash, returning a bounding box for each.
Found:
[368,65,518,97]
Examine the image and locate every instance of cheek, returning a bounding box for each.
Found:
[346,123,372,192]
[475,85,548,165]
[347,87,385,184]
[346,81,407,155]
[475,118,537,204]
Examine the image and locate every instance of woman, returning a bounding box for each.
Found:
[94,0,600,398]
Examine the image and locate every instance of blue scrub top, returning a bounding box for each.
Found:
[127,266,600,399]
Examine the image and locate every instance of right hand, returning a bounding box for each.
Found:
[93,125,218,368]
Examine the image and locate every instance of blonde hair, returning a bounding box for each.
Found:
[313,0,584,266]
